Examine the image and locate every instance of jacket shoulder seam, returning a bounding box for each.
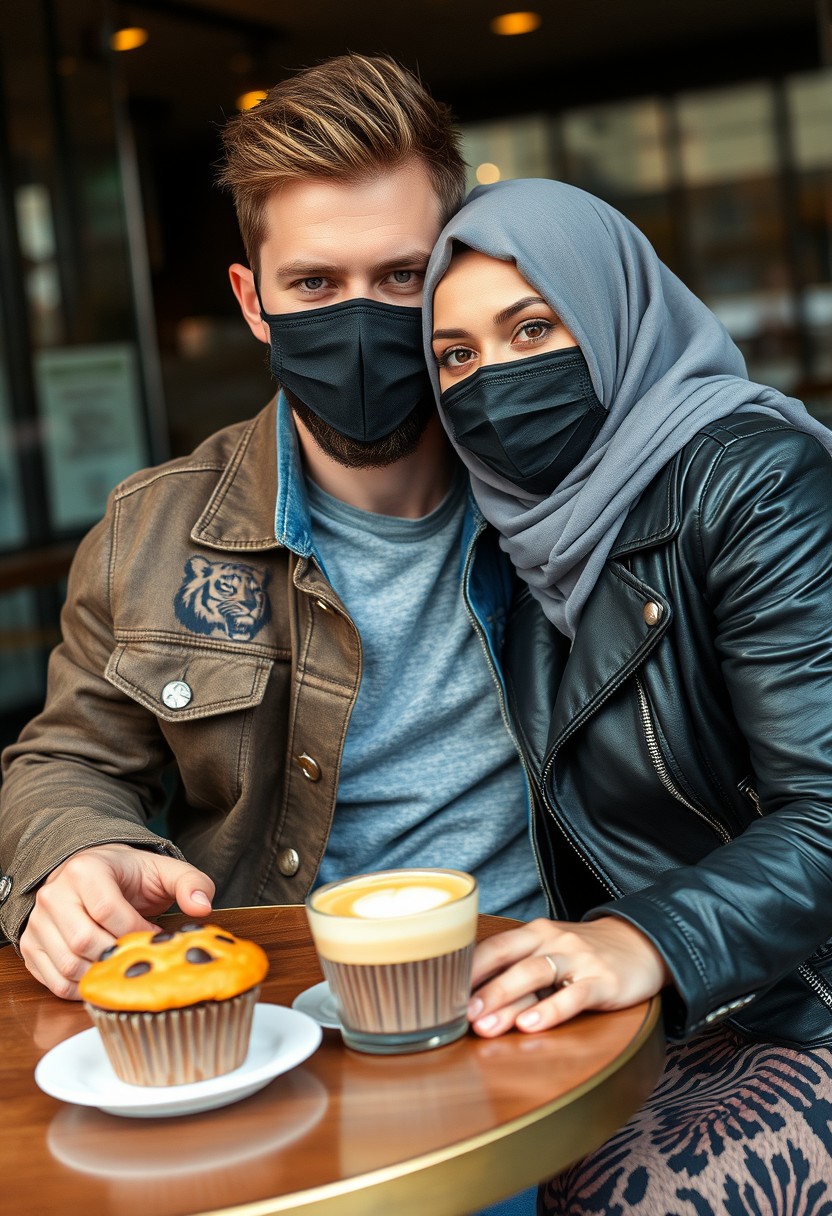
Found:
[113,462,225,501]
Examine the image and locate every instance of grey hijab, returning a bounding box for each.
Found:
[423,178,832,639]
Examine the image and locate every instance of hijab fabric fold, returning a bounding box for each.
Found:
[423,178,832,639]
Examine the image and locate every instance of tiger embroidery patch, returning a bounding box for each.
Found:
[174,556,271,641]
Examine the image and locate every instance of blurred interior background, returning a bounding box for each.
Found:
[1,0,831,746]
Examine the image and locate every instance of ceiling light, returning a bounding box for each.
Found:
[476,163,502,184]
[236,90,268,111]
[490,11,542,36]
[110,26,149,52]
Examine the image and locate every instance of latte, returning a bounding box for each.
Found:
[305,868,478,1054]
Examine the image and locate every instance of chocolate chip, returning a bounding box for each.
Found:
[151,932,174,943]
[98,945,117,961]
[185,947,214,964]
[214,934,235,944]
[125,961,151,978]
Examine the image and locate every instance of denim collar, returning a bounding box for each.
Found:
[273,390,315,557]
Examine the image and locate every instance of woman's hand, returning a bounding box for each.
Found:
[467,916,672,1037]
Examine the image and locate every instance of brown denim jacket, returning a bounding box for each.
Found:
[0,399,368,946]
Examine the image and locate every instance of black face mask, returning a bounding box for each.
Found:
[439,347,607,495]
[259,295,434,443]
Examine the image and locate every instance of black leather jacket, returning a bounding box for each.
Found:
[504,414,832,1047]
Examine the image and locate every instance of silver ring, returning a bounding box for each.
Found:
[543,953,558,983]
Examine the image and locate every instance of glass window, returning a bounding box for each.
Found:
[458,114,554,192]
[788,69,832,171]
[0,589,50,714]
[0,299,26,550]
[560,99,670,195]
[676,84,778,184]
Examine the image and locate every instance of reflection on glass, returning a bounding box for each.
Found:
[561,98,670,194]
[0,591,48,712]
[459,114,554,193]
[788,69,832,171]
[676,83,777,185]
[0,304,26,550]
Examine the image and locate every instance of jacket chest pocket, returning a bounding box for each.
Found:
[106,641,274,811]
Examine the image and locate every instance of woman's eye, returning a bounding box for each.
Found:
[513,319,553,344]
[437,346,476,370]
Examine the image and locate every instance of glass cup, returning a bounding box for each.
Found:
[305,867,479,1054]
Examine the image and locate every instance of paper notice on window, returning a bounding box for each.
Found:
[34,343,149,531]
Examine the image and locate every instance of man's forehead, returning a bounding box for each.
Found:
[259,163,443,268]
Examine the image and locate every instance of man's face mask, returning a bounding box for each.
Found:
[259,295,434,443]
[439,347,607,495]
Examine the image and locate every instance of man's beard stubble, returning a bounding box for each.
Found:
[284,387,435,469]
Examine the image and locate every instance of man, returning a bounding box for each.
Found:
[0,53,546,1000]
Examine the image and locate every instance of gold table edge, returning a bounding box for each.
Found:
[191,995,665,1216]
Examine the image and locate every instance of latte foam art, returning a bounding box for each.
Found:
[350,885,451,919]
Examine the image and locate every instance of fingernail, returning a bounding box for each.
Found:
[518,1010,541,1029]
[476,1013,498,1031]
[191,890,211,907]
[468,997,484,1019]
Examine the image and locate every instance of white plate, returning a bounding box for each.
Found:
[292,980,341,1029]
[34,1003,322,1118]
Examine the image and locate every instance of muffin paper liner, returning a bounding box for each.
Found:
[84,986,260,1086]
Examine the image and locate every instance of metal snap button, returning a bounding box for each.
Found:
[294,753,322,782]
[642,601,662,627]
[315,599,330,611]
[277,848,300,876]
[161,680,193,710]
[0,874,11,904]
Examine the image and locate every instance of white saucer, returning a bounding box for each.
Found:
[292,980,341,1029]
[34,1003,322,1118]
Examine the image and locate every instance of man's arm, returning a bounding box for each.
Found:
[0,509,213,995]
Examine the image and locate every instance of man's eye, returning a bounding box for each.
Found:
[301,277,325,291]
[391,271,413,284]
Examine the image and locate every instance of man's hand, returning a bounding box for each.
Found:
[466,916,672,1037]
[20,843,215,1000]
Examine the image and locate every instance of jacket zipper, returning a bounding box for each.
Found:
[797,962,832,1010]
[738,776,763,815]
[461,526,555,913]
[635,674,731,844]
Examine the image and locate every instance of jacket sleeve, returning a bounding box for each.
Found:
[592,426,832,1038]
[0,502,184,949]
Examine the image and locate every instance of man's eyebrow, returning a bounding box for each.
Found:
[273,250,433,280]
[274,260,342,279]
[493,296,549,325]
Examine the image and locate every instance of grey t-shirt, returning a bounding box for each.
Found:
[308,471,546,922]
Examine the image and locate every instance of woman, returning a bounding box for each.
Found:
[423,178,832,1213]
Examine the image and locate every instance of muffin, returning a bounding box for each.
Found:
[78,922,269,1086]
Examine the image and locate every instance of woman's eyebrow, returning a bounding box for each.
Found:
[493,296,549,326]
[432,327,471,340]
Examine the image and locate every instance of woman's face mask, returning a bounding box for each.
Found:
[431,251,606,494]
[439,347,606,495]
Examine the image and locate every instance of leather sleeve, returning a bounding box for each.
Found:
[0,503,183,949]
[593,426,832,1038]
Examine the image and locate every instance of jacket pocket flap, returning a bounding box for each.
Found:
[105,642,273,721]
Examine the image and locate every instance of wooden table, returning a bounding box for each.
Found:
[1,906,665,1216]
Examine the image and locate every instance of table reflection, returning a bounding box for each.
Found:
[47,1069,328,1215]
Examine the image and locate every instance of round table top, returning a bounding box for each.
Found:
[1,904,664,1216]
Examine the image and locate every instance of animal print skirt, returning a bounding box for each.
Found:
[538,1025,832,1215]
